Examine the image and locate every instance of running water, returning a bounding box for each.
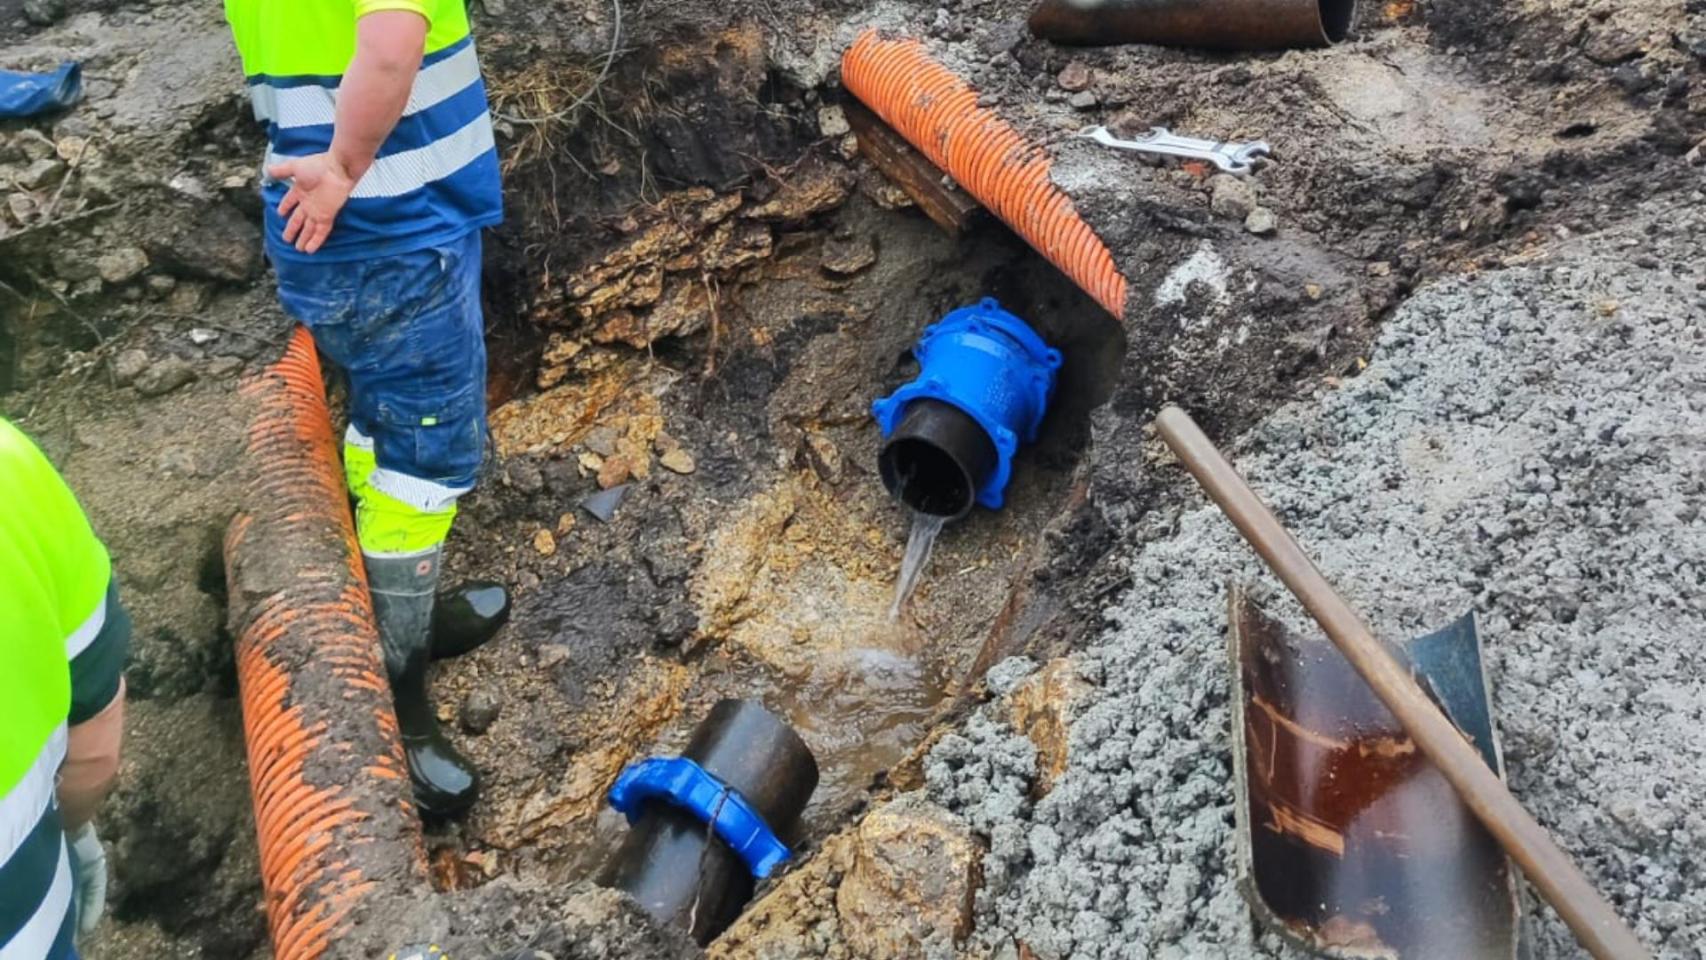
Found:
[890,511,947,620]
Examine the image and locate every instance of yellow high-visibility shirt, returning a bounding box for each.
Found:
[221,0,503,261]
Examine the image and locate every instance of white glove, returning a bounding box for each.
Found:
[66,822,108,937]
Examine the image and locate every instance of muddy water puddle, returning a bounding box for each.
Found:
[772,639,946,824]
[683,581,949,832]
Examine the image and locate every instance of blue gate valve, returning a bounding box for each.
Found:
[872,299,1062,516]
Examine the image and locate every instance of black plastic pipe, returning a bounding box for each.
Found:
[601,700,819,945]
[878,399,999,520]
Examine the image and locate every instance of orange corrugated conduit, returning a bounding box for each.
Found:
[841,30,1129,318]
[224,326,427,960]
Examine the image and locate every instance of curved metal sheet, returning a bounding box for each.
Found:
[1228,586,1521,960]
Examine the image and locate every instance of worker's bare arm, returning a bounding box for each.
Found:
[58,679,126,830]
[330,10,428,184]
[266,10,428,254]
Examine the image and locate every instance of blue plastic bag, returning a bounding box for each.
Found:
[0,62,83,118]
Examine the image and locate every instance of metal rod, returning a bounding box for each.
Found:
[1154,405,1650,960]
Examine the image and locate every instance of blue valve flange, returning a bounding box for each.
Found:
[608,757,794,880]
[872,299,1063,511]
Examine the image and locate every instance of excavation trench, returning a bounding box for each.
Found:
[433,167,1130,897]
[223,23,1407,946]
[48,6,1566,952]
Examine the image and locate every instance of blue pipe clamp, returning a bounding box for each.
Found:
[872,299,1062,512]
[608,757,793,879]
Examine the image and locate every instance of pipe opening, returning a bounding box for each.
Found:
[883,437,975,518]
[878,400,998,520]
[1319,0,1356,43]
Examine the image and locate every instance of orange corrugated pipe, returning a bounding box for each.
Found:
[224,326,427,960]
[841,30,1129,318]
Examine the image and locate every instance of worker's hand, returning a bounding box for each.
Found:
[66,822,109,937]
[268,153,357,255]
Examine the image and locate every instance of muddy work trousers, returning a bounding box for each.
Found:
[272,230,488,555]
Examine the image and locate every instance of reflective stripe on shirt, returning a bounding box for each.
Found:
[248,40,482,129]
[0,728,71,959]
[0,832,71,960]
[265,111,495,201]
[0,728,64,868]
[62,592,107,661]
[246,34,503,261]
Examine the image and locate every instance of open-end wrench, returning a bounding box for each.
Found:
[1079,125,1272,177]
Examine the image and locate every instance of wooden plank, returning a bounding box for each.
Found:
[843,99,983,237]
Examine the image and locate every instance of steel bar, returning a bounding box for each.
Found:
[1155,404,1650,960]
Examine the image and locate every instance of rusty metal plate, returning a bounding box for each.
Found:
[1228,586,1521,959]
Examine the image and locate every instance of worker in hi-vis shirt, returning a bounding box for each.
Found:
[222,0,511,817]
[1,418,130,958]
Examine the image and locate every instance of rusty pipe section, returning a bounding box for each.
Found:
[1229,589,1520,959]
[841,30,1129,318]
[1029,0,1357,49]
[225,327,428,960]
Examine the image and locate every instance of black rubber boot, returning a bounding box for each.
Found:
[367,548,480,819]
[430,581,511,660]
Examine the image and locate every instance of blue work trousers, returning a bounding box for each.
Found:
[272,230,489,506]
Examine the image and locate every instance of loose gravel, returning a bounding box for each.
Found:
[927,193,1706,960]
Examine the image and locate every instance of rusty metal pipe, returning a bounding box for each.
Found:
[1029,0,1357,49]
[1230,590,1521,958]
[1154,405,1651,960]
